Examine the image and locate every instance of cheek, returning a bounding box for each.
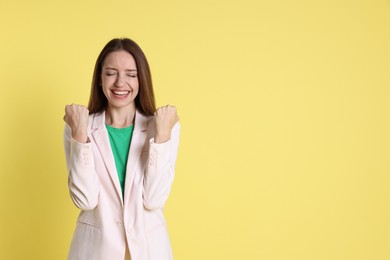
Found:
[133,80,140,92]
[100,78,108,91]
[102,87,110,98]
[101,82,111,96]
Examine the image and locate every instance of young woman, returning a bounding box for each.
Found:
[63,38,180,260]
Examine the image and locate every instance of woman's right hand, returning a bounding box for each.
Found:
[64,104,89,143]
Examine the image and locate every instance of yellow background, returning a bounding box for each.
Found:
[0,0,389,259]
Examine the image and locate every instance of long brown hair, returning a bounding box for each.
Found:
[88,38,156,116]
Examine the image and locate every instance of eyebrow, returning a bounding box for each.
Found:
[104,67,137,72]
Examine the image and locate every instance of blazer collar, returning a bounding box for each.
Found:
[90,109,149,206]
[91,109,148,132]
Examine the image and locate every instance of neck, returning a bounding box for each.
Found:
[105,105,136,128]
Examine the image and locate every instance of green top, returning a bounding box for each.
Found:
[106,124,134,199]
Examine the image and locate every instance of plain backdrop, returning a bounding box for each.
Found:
[0,0,389,259]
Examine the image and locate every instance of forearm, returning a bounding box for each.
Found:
[64,125,100,210]
[143,123,180,210]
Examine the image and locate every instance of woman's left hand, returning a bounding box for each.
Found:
[154,105,179,143]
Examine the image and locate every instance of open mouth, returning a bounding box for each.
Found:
[112,90,131,97]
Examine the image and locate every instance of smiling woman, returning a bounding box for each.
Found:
[88,38,156,118]
[63,38,180,260]
[101,51,140,117]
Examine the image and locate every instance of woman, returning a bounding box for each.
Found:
[63,38,180,260]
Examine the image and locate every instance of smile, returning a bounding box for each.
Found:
[112,90,131,96]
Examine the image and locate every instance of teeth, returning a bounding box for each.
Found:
[112,90,130,95]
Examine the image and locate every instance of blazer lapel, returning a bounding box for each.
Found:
[124,110,148,204]
[91,111,124,205]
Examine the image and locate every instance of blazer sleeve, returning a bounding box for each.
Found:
[142,122,181,210]
[64,124,100,211]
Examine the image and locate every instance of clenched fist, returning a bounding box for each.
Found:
[154,105,179,143]
[64,104,89,143]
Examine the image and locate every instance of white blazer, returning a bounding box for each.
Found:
[63,110,180,260]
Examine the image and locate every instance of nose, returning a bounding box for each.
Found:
[115,73,126,87]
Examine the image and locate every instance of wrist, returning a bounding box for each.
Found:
[154,132,171,143]
[72,131,88,143]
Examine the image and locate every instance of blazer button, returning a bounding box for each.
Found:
[127,227,134,233]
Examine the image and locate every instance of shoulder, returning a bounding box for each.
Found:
[88,112,105,130]
[144,115,181,132]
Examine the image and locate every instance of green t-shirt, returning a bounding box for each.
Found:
[106,124,134,198]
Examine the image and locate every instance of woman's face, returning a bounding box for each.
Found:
[101,50,139,110]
